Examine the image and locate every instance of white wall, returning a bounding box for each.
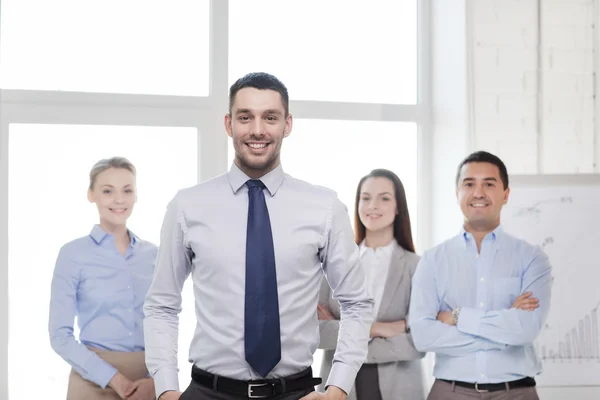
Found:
[537,386,600,400]
[470,0,598,174]
[430,0,600,398]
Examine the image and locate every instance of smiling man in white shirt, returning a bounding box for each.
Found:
[143,72,374,400]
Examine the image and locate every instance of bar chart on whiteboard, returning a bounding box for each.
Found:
[540,304,600,361]
[502,177,600,387]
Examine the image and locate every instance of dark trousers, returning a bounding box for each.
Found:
[179,368,316,400]
[427,379,540,400]
[354,363,383,400]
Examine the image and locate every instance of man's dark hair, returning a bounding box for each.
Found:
[229,72,289,116]
[455,151,509,189]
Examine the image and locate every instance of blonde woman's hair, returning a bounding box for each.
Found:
[89,156,136,189]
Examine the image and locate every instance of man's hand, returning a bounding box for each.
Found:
[512,292,539,311]
[300,385,347,400]
[108,372,134,399]
[317,304,335,320]
[437,311,456,326]
[158,391,182,400]
[124,377,155,400]
[370,321,406,338]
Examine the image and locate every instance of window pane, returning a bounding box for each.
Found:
[229,1,418,104]
[228,120,418,234]
[227,120,419,376]
[8,124,198,399]
[0,0,209,96]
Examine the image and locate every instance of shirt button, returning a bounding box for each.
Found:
[129,332,133,336]
[127,285,131,289]
[480,277,485,282]
[479,302,485,308]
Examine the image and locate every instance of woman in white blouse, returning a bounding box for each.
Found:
[317,169,425,400]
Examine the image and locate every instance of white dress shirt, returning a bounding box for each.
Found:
[143,163,374,398]
[359,240,394,318]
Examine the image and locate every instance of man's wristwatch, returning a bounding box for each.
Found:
[452,307,461,325]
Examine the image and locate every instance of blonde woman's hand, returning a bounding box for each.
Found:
[108,372,134,399]
[124,377,155,400]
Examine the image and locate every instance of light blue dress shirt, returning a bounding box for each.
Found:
[49,225,157,388]
[409,225,552,383]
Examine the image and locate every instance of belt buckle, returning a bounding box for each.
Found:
[475,383,489,393]
[248,382,270,398]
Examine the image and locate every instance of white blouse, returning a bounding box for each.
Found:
[359,239,395,318]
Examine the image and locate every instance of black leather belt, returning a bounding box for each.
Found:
[439,377,536,393]
[191,366,322,399]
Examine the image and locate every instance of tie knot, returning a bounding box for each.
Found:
[246,179,265,191]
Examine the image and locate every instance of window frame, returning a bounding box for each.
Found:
[0,1,432,396]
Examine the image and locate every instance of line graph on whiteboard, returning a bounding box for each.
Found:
[502,181,600,387]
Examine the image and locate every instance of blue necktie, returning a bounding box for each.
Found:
[244,179,281,377]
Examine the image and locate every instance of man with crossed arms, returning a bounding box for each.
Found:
[409,151,551,400]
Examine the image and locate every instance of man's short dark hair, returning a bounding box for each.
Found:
[456,151,509,189]
[229,72,289,116]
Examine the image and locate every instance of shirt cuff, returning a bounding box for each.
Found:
[153,367,180,399]
[325,362,357,396]
[456,307,485,336]
[88,360,119,389]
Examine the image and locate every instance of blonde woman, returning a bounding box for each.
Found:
[49,157,157,400]
[318,169,425,400]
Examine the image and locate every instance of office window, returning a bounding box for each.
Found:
[282,120,418,231]
[1,2,426,396]
[0,0,210,95]
[229,0,418,104]
[228,120,418,235]
[8,124,198,399]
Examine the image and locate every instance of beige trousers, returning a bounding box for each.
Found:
[66,348,148,400]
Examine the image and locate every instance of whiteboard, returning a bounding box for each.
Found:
[501,174,600,388]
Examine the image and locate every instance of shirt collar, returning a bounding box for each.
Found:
[227,161,285,196]
[460,224,504,243]
[89,224,138,246]
[359,240,368,257]
[359,239,397,257]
